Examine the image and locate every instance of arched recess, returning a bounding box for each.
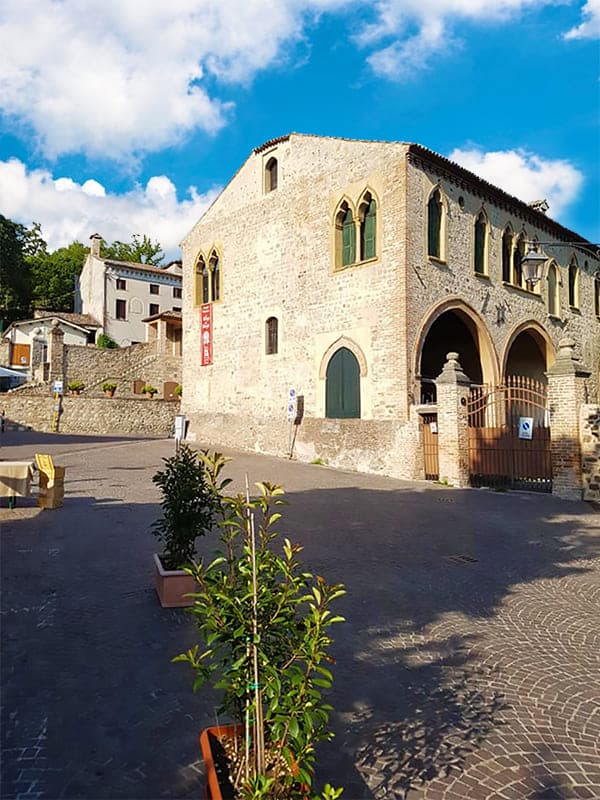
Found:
[414,299,499,402]
[319,336,368,379]
[426,184,448,261]
[502,321,556,383]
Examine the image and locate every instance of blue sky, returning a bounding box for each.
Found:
[0,0,598,261]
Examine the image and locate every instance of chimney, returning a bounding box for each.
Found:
[90,233,103,258]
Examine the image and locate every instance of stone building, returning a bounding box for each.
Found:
[180,134,600,494]
[76,234,183,346]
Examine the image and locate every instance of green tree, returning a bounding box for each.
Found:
[102,233,164,266]
[0,215,32,329]
[30,240,88,312]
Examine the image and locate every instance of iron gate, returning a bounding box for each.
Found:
[467,376,552,493]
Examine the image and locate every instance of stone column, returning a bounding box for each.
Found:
[546,337,591,501]
[580,404,600,502]
[31,327,46,381]
[48,320,65,385]
[436,352,472,487]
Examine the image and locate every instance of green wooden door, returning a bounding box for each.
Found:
[326,348,360,418]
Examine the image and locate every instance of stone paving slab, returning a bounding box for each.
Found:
[1,431,599,799]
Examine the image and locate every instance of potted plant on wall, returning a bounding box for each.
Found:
[101,381,117,398]
[175,480,345,799]
[151,446,230,608]
[142,384,158,399]
[67,380,85,396]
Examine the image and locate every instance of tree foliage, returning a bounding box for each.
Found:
[30,240,88,312]
[0,215,32,328]
[101,233,164,266]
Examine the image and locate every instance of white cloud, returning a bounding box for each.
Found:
[564,0,600,39]
[0,0,593,160]
[448,147,584,218]
[0,158,218,259]
[0,0,345,161]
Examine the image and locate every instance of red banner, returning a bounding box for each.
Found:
[200,303,213,366]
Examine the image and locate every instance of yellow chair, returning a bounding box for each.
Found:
[35,454,66,509]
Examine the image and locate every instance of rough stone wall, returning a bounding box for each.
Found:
[404,156,600,399]
[581,404,600,501]
[64,342,181,396]
[0,395,178,435]
[186,409,422,480]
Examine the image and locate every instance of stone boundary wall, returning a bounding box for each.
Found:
[581,404,600,501]
[184,410,422,480]
[0,395,179,436]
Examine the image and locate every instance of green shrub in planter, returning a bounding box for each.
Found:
[101,381,117,394]
[141,384,158,397]
[174,384,182,397]
[152,446,230,571]
[67,381,85,393]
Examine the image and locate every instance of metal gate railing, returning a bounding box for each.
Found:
[467,376,552,493]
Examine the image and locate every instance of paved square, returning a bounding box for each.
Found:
[1,432,599,799]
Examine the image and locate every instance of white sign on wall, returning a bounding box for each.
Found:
[518,417,534,440]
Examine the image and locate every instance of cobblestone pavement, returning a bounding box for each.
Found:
[1,431,599,799]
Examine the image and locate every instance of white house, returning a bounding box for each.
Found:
[75,234,183,346]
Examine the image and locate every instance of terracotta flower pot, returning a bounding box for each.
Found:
[153,553,197,608]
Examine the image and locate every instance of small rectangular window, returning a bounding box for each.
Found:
[116,278,127,290]
[150,284,160,295]
[173,287,182,298]
[116,299,127,320]
[149,303,159,316]
[172,306,182,312]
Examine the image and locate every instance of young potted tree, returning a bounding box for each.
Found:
[151,446,230,607]
[175,479,345,798]
[101,381,118,398]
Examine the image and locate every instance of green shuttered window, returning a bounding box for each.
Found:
[361,199,376,261]
[326,347,360,419]
[342,208,355,266]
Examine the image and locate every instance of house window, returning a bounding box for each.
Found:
[116,278,127,290]
[265,157,278,192]
[547,263,559,317]
[173,287,182,299]
[172,306,182,312]
[266,317,278,355]
[568,260,579,308]
[149,303,159,316]
[359,194,377,261]
[474,212,488,275]
[116,299,127,320]
[202,260,209,304]
[326,347,360,419]
[149,284,159,295]
[194,256,206,306]
[501,228,512,282]
[427,188,444,260]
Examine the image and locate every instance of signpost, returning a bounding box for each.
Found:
[287,388,296,457]
[174,414,186,451]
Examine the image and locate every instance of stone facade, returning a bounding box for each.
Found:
[581,404,600,501]
[180,134,599,489]
[0,395,178,436]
